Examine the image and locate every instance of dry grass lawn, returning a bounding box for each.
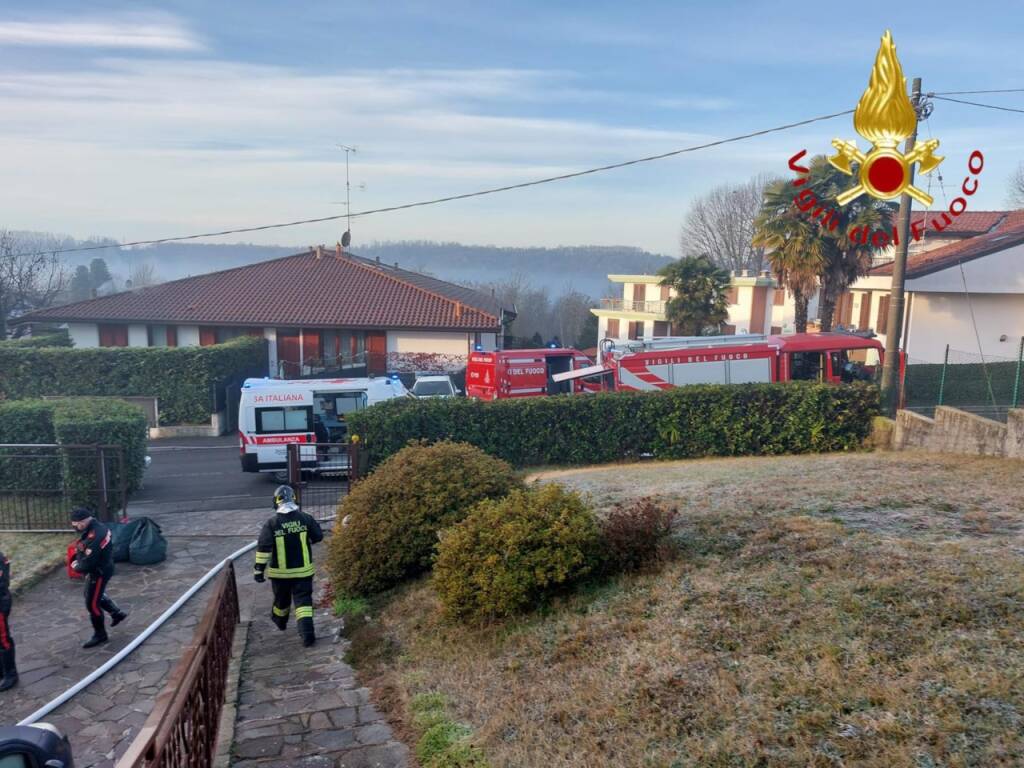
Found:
[350,452,1024,767]
[0,532,71,592]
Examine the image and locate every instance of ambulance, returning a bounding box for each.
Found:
[238,376,409,480]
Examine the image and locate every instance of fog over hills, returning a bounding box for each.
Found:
[55,239,674,299]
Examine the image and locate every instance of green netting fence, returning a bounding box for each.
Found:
[903,339,1024,422]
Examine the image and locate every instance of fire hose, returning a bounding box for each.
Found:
[17,541,258,727]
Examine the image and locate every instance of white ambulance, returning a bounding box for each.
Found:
[238,376,409,481]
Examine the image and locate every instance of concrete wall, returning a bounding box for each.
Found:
[67,322,99,348]
[892,406,1024,458]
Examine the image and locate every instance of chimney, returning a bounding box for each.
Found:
[741,269,750,278]
[455,301,463,319]
[760,269,771,278]
[394,262,398,268]
[376,256,381,264]
[315,245,323,260]
[336,242,342,258]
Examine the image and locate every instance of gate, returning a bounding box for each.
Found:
[0,444,127,530]
[285,442,366,522]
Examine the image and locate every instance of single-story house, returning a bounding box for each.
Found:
[18,245,514,376]
[839,210,1024,363]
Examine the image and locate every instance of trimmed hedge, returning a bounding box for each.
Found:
[0,330,72,348]
[0,336,267,425]
[0,398,148,507]
[347,382,880,468]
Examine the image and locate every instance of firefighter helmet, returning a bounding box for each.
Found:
[273,485,296,508]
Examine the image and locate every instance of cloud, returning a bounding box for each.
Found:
[0,14,202,51]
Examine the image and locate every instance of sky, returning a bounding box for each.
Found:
[2,1,1024,258]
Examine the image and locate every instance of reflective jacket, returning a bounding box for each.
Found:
[254,503,323,579]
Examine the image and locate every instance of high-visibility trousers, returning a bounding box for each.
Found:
[270,576,315,640]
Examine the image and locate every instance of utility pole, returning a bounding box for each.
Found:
[880,76,925,416]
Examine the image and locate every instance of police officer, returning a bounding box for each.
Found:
[70,508,128,648]
[0,549,17,691]
[254,486,323,647]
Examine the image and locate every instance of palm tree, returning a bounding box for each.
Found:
[753,179,824,333]
[804,155,897,331]
[658,255,731,336]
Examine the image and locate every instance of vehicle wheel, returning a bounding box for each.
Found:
[270,470,289,484]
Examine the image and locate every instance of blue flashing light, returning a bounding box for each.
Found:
[474,343,483,351]
[548,342,558,348]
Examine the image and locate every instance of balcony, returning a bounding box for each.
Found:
[600,298,667,315]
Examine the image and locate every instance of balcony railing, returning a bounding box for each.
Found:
[600,298,667,314]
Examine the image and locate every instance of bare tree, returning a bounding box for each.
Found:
[0,230,67,337]
[1009,162,1024,207]
[128,261,161,288]
[680,173,780,273]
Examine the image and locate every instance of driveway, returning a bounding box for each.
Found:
[131,436,273,515]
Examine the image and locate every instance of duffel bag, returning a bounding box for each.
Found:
[128,517,168,565]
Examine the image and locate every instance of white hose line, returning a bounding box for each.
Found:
[17,540,258,726]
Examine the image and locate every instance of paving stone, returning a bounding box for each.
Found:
[1,506,268,768]
[233,735,285,759]
[230,577,409,768]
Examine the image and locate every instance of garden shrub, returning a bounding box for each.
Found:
[0,330,72,348]
[600,497,678,573]
[433,484,602,622]
[327,441,519,596]
[347,381,880,469]
[0,398,148,504]
[0,336,266,425]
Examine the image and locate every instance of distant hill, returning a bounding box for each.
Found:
[31,235,675,299]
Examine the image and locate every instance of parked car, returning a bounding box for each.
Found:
[411,374,460,399]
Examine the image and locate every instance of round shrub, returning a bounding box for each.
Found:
[328,441,519,596]
[433,484,602,622]
[600,497,678,573]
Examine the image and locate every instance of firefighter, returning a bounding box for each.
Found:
[0,549,17,691]
[254,486,323,647]
[70,508,128,648]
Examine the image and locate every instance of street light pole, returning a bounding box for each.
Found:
[879,76,923,416]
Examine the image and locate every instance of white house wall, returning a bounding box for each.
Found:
[177,325,201,347]
[66,323,99,348]
[128,324,148,347]
[906,292,1024,363]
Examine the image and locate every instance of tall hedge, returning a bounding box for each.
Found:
[0,336,267,425]
[346,382,880,468]
[0,398,148,509]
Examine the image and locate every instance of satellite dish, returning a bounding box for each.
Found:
[341,230,352,247]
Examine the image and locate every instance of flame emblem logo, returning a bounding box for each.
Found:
[829,31,943,206]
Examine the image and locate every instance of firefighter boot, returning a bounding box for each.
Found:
[101,595,129,627]
[83,615,109,648]
[0,648,18,691]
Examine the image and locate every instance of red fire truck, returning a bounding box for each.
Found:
[465,348,599,400]
[590,332,885,391]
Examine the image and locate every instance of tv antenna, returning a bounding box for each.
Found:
[338,144,357,247]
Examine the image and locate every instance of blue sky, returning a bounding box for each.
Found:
[2,1,1023,256]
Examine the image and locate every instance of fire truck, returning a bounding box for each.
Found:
[465,348,599,400]
[553,332,886,392]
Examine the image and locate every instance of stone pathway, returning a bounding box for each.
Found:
[231,583,409,768]
[0,507,266,768]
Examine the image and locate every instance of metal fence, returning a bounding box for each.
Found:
[903,339,1024,422]
[116,561,241,768]
[0,444,126,530]
[286,441,365,522]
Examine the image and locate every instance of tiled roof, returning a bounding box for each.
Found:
[872,210,1024,278]
[20,248,507,330]
[910,210,1006,237]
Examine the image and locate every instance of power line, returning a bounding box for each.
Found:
[931,95,1024,114]
[11,108,855,259]
[930,88,1024,96]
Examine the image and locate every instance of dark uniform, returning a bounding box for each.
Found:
[74,518,126,646]
[254,492,323,646]
[0,550,17,691]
